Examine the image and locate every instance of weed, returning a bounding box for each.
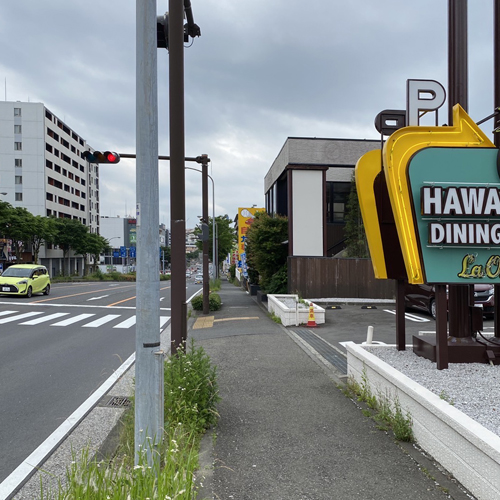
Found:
[269,312,282,324]
[391,398,414,442]
[439,390,455,406]
[342,367,414,443]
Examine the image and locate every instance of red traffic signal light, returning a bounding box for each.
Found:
[82,150,121,164]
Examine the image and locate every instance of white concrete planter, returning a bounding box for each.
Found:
[267,294,325,327]
[345,342,500,500]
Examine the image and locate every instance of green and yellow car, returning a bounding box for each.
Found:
[0,264,51,297]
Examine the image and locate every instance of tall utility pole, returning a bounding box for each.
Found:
[447,0,471,342]
[135,0,162,464]
[201,155,210,314]
[168,0,201,351]
[169,0,187,353]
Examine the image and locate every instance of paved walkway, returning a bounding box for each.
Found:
[190,280,472,500]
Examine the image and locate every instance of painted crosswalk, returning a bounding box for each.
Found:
[0,310,170,329]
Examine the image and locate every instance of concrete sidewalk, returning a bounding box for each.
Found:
[190,280,472,500]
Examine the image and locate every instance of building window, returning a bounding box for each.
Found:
[14,142,22,151]
[14,107,21,116]
[15,176,22,185]
[46,160,52,169]
[326,181,351,223]
[14,125,22,134]
[15,159,22,168]
[46,192,53,201]
[15,193,22,201]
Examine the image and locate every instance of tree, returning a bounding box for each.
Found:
[245,212,288,293]
[73,232,110,275]
[194,214,236,269]
[161,246,171,268]
[50,218,89,275]
[31,215,53,264]
[344,172,369,258]
[8,207,35,262]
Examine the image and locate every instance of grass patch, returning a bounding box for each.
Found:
[43,340,220,499]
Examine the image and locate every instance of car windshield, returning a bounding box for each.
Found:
[2,268,32,278]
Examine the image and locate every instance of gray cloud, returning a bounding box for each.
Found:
[1,0,497,228]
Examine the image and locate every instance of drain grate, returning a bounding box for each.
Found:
[101,396,132,408]
[292,328,348,375]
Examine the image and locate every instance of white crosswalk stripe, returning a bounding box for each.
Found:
[20,312,70,325]
[113,316,136,329]
[0,312,44,324]
[0,310,17,317]
[52,313,96,326]
[82,314,121,328]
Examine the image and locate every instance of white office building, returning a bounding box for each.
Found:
[0,101,99,276]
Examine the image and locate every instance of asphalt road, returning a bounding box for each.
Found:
[0,279,204,483]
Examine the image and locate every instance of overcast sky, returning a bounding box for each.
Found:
[0,1,497,229]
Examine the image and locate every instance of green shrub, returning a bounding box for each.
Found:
[263,263,288,294]
[108,270,122,281]
[90,268,105,280]
[191,292,221,311]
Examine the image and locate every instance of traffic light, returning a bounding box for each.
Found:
[157,12,169,49]
[82,151,120,164]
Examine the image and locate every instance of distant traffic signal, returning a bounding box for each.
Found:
[82,151,121,164]
[157,12,169,49]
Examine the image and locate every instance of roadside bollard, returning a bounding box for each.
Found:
[366,325,374,344]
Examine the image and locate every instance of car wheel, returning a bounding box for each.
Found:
[26,286,32,298]
[429,299,436,319]
[44,284,50,295]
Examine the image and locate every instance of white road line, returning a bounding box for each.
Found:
[20,313,70,325]
[82,314,121,328]
[0,310,17,317]
[160,316,170,328]
[51,313,96,326]
[113,316,136,329]
[0,312,44,324]
[86,295,109,301]
[383,309,430,323]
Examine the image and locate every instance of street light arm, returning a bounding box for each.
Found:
[183,0,201,38]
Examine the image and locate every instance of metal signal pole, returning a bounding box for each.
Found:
[135,0,163,464]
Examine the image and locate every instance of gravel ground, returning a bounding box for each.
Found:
[363,345,500,437]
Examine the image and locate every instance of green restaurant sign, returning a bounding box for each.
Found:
[410,147,500,283]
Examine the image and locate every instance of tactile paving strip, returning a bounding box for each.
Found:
[292,328,348,375]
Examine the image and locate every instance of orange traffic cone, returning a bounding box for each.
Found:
[307,303,317,327]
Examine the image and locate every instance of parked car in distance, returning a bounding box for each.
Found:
[405,282,494,319]
[186,271,191,278]
[0,264,51,297]
[194,274,203,284]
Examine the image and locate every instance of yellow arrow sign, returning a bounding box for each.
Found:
[384,104,495,284]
